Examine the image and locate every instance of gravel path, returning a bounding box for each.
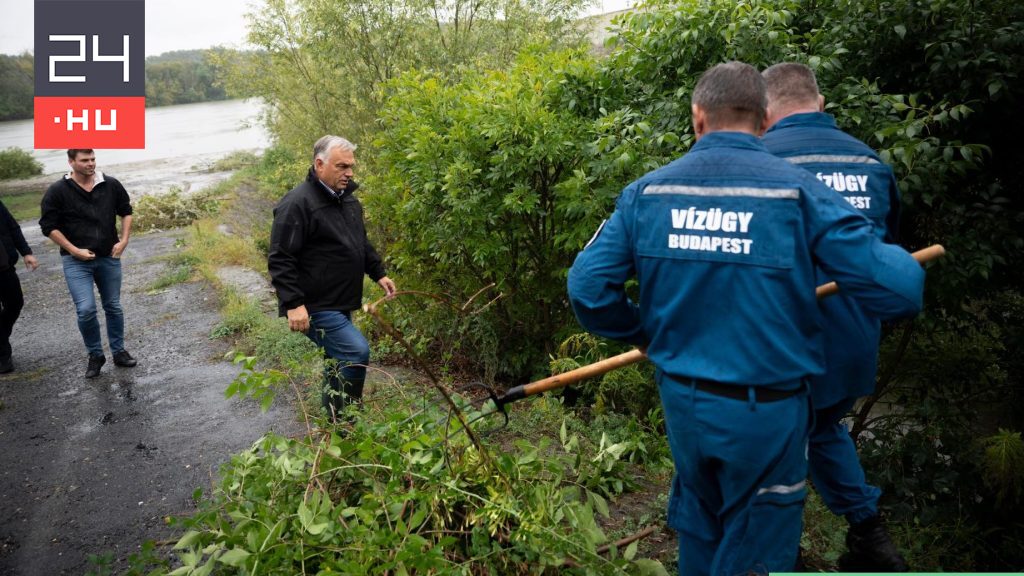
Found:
[0,222,302,575]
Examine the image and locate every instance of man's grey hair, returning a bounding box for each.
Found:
[762,62,820,108]
[692,61,767,129]
[313,135,357,163]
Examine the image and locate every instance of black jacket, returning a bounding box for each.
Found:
[268,169,386,315]
[0,200,32,272]
[39,173,133,257]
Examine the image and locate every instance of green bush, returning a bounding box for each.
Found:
[371,48,604,380]
[0,147,43,180]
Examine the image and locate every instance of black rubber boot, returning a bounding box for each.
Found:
[838,515,909,572]
[335,377,365,417]
[322,376,364,422]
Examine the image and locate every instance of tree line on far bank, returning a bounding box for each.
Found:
[0,48,257,121]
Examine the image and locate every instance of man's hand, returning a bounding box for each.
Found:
[377,276,397,299]
[287,305,310,333]
[23,255,39,271]
[73,247,96,261]
[112,240,129,258]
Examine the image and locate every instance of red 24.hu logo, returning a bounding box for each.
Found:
[34,0,145,149]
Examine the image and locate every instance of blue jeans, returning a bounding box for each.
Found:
[61,256,125,357]
[808,397,881,524]
[306,310,370,416]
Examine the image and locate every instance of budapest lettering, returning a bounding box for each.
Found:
[667,208,754,255]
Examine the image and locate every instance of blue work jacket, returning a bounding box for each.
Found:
[763,112,900,405]
[567,131,923,387]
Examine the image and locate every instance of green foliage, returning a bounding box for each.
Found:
[0,147,43,180]
[0,53,33,121]
[982,429,1024,507]
[166,369,666,574]
[229,0,589,158]
[133,186,221,232]
[371,48,603,379]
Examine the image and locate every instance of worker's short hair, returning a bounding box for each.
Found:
[762,62,821,109]
[692,62,766,130]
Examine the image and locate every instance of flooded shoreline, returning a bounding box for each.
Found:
[0,98,269,200]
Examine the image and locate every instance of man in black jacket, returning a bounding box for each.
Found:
[269,135,396,420]
[39,149,138,378]
[0,199,39,374]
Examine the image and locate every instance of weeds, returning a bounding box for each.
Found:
[134,186,220,232]
[169,359,669,575]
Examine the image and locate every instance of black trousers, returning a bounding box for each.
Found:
[0,267,24,360]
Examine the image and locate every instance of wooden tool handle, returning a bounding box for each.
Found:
[511,243,946,402]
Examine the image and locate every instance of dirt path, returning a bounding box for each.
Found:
[0,222,303,575]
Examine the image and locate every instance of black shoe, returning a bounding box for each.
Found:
[0,356,12,374]
[839,515,909,572]
[86,354,106,378]
[113,350,137,367]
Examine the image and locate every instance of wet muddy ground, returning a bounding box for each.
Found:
[0,222,303,575]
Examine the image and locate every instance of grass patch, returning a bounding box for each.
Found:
[0,367,49,383]
[0,188,44,222]
[145,261,195,293]
[193,150,260,173]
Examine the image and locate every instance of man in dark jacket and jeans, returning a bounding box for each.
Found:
[269,135,396,421]
[40,149,138,378]
[0,199,39,373]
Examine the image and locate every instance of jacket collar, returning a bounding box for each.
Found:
[690,131,767,153]
[765,112,838,134]
[64,171,106,186]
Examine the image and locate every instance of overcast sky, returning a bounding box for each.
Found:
[0,0,256,56]
[0,0,634,57]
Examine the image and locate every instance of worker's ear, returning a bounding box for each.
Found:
[692,104,707,140]
[818,93,825,112]
[763,105,778,133]
[755,110,767,137]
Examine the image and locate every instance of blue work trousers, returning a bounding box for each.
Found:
[808,397,881,524]
[62,255,125,357]
[306,310,370,415]
[658,373,811,576]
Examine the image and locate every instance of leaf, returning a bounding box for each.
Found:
[218,548,251,566]
[632,559,671,575]
[624,540,639,560]
[174,530,203,550]
[588,490,610,517]
[894,24,907,39]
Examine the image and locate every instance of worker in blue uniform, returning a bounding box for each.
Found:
[761,62,910,571]
[567,62,926,576]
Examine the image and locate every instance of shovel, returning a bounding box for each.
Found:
[471,244,946,429]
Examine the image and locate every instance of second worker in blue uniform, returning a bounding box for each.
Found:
[762,62,909,571]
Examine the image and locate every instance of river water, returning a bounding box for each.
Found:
[0,98,270,197]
